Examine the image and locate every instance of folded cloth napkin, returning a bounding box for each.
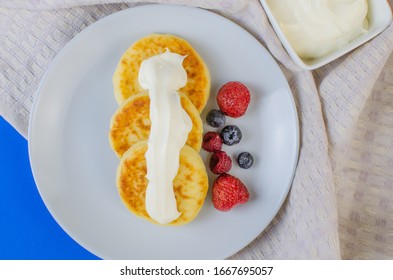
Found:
[1,0,393,259]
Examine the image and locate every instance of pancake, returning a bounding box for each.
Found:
[113,33,210,113]
[116,141,208,226]
[109,91,203,158]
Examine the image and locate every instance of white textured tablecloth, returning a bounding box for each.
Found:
[1,0,393,259]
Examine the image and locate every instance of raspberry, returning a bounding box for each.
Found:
[217,81,250,118]
[202,132,223,152]
[212,174,250,211]
[210,151,232,174]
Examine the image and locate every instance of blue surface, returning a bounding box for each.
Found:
[0,116,99,260]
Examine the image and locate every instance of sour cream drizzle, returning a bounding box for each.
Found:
[138,50,192,224]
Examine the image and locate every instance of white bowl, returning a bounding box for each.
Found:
[260,0,393,70]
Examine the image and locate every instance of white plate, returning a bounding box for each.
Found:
[28,4,299,259]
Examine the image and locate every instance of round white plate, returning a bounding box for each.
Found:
[28,4,299,259]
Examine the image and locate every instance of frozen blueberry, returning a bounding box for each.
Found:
[220,125,242,146]
[237,152,254,169]
[206,109,226,128]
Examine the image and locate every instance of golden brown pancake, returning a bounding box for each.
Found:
[116,141,208,226]
[109,92,203,158]
[113,33,210,113]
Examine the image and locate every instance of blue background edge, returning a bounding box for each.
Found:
[0,116,99,260]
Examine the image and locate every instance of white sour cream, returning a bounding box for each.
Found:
[267,0,369,59]
[138,50,192,224]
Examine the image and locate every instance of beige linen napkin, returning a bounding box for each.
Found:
[1,0,392,259]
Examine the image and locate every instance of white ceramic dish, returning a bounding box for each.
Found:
[260,0,393,70]
[28,4,299,259]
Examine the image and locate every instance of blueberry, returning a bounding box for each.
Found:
[238,152,254,169]
[206,109,226,128]
[220,125,242,146]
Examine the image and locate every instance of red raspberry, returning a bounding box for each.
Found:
[210,151,232,174]
[202,132,222,152]
[212,174,250,211]
[217,81,250,118]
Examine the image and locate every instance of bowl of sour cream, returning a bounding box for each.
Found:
[260,0,393,70]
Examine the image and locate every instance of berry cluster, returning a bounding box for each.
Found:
[203,81,255,212]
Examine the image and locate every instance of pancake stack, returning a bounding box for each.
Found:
[109,34,210,226]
